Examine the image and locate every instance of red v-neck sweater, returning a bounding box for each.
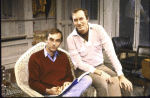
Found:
[28,49,73,95]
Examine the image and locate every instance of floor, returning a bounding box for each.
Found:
[20,84,150,97]
[123,69,150,97]
[132,84,150,96]
[3,68,150,97]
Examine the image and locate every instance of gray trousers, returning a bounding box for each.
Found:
[74,64,133,97]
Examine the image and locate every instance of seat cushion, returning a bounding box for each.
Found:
[120,56,149,70]
[120,56,136,70]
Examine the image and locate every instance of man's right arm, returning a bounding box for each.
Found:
[46,87,61,95]
[28,54,47,95]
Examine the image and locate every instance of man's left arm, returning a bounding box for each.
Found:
[96,25,123,76]
[96,25,133,91]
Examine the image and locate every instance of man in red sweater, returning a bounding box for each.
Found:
[28,28,92,97]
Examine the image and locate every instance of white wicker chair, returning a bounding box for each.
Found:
[14,42,76,97]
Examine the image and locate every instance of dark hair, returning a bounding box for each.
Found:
[45,28,63,42]
[70,8,89,22]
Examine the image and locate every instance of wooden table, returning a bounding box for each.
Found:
[5,81,24,97]
[1,68,24,97]
[142,59,150,96]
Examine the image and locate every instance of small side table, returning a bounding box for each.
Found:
[5,81,24,97]
[1,67,24,97]
[142,59,150,96]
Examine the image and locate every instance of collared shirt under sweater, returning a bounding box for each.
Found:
[28,48,73,95]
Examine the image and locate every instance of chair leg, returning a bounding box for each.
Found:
[143,78,150,96]
[127,71,133,82]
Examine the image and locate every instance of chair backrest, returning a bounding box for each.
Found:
[137,45,150,57]
[15,42,46,97]
[15,42,75,97]
[137,45,150,69]
[112,36,133,55]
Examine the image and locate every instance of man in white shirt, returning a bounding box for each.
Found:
[67,8,133,97]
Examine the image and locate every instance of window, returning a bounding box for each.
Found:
[81,0,98,20]
[1,0,12,19]
[32,0,56,18]
[139,0,150,46]
[119,0,135,44]
[119,0,149,48]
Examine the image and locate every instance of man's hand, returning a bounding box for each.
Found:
[94,69,114,84]
[119,75,133,91]
[46,82,72,95]
[46,86,62,95]
[62,82,72,89]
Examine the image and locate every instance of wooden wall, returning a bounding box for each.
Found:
[1,0,33,69]
[1,0,56,69]
[33,17,56,31]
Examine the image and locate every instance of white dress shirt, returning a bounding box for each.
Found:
[67,23,123,76]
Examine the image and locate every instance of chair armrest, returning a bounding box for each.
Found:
[118,49,137,60]
[118,49,138,70]
[119,49,137,54]
[137,45,150,57]
[138,45,150,48]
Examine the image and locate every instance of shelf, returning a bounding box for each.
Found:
[1,34,27,41]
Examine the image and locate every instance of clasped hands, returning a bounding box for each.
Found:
[94,69,133,91]
[46,82,72,95]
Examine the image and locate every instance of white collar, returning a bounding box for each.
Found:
[44,47,59,57]
[44,47,48,57]
[72,22,92,46]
